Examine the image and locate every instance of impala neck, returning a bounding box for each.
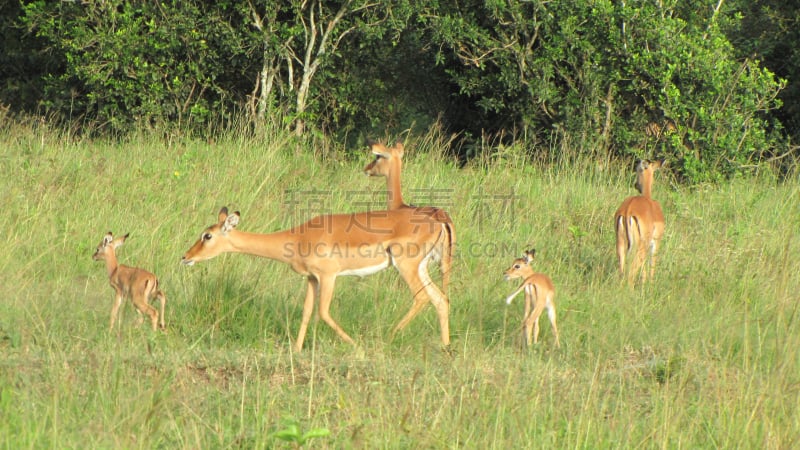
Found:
[103,252,119,278]
[519,266,536,279]
[227,229,296,264]
[639,176,654,199]
[385,158,406,209]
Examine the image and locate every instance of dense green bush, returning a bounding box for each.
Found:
[8,0,792,182]
[20,0,253,133]
[419,0,785,181]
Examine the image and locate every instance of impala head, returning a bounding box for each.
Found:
[503,249,536,281]
[92,232,128,261]
[364,141,404,177]
[181,207,240,266]
[634,158,665,194]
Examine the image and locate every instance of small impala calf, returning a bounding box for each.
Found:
[503,250,560,348]
[92,232,166,331]
[614,159,665,285]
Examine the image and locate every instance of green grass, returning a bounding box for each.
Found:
[1,119,799,448]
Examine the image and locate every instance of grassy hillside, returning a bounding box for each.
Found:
[1,120,798,448]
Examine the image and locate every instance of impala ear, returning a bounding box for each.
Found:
[112,233,128,249]
[393,141,405,158]
[218,207,229,224]
[370,141,387,155]
[524,249,536,263]
[222,211,240,234]
[102,232,114,247]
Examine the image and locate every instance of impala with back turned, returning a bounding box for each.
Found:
[614,159,666,285]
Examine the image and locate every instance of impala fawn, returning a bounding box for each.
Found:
[614,159,665,285]
[503,250,560,348]
[93,232,166,331]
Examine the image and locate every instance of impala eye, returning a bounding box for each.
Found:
[203,233,213,241]
[513,264,521,269]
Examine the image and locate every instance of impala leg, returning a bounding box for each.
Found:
[132,296,159,330]
[439,248,451,297]
[648,238,661,281]
[525,302,546,347]
[650,212,665,281]
[392,257,432,333]
[393,256,450,347]
[156,290,167,330]
[627,218,647,285]
[522,290,533,346]
[634,236,649,284]
[392,298,429,335]
[109,292,124,331]
[316,274,355,347]
[439,223,454,297]
[428,282,450,348]
[294,277,319,352]
[547,297,560,348]
[140,280,161,330]
[615,216,628,278]
[134,286,146,327]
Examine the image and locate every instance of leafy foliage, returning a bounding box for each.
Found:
[20,0,253,133]
[723,0,800,142]
[8,0,794,181]
[420,0,785,181]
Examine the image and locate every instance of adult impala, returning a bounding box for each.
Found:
[614,159,665,285]
[363,141,455,295]
[503,249,560,348]
[93,232,167,331]
[182,206,451,352]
